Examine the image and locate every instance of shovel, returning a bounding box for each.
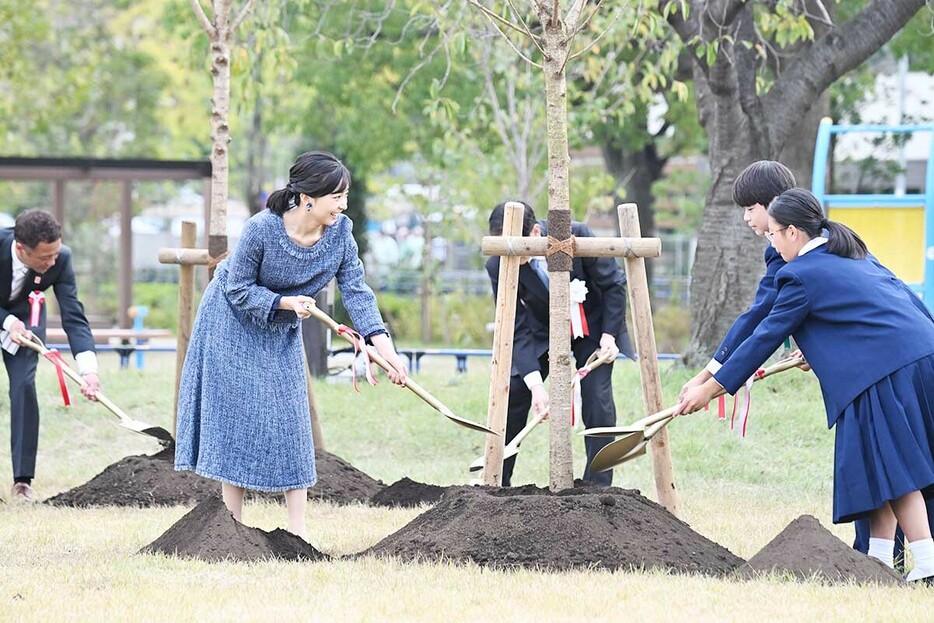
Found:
[302,301,497,435]
[19,336,174,447]
[467,350,615,472]
[588,355,806,473]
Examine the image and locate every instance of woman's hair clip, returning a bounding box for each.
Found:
[288,195,297,209]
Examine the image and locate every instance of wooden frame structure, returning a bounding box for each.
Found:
[0,156,211,328]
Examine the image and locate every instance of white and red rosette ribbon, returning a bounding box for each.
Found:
[569,279,590,339]
[42,349,72,406]
[28,290,45,327]
[336,324,378,393]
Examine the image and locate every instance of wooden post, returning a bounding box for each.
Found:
[119,180,133,329]
[617,203,679,515]
[173,221,197,436]
[306,363,325,451]
[52,180,65,228]
[483,202,524,486]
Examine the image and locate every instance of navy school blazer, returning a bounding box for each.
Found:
[713,244,785,364]
[714,245,934,427]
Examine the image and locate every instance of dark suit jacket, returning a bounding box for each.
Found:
[486,221,633,379]
[0,227,95,355]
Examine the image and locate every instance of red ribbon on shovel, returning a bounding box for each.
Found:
[336,325,378,393]
[42,349,72,406]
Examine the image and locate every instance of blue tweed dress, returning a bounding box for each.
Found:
[174,210,384,491]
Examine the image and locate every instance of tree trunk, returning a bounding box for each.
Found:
[189,0,257,268]
[541,15,574,493]
[683,58,768,365]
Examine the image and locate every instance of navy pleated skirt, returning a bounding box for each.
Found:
[833,353,934,523]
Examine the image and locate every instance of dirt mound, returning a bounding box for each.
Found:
[737,515,903,586]
[46,448,382,507]
[370,478,447,508]
[365,486,743,575]
[249,450,384,505]
[140,496,328,562]
[308,450,384,503]
[45,447,219,507]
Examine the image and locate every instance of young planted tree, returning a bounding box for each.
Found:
[469,0,655,491]
[188,0,257,263]
[661,0,929,363]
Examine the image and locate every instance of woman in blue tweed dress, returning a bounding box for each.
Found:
[676,189,934,583]
[175,151,408,539]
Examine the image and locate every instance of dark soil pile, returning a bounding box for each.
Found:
[369,477,447,508]
[249,450,384,505]
[140,496,328,562]
[45,447,218,507]
[737,515,903,586]
[46,448,382,507]
[307,450,384,503]
[365,485,744,575]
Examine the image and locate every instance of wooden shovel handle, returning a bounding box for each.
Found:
[17,336,133,422]
[644,356,806,436]
[302,301,457,418]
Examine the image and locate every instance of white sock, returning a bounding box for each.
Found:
[867,537,895,569]
[907,538,934,581]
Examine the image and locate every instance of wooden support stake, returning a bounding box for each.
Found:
[617,203,679,516]
[483,202,524,486]
[172,221,197,437]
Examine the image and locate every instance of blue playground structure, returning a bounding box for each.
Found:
[812,117,934,308]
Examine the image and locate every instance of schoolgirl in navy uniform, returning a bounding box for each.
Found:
[677,188,934,583]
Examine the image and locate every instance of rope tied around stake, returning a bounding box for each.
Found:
[545,235,576,259]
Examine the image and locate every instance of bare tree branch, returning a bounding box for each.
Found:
[468,0,543,67]
[565,0,588,28]
[765,0,926,146]
[569,1,625,62]
[467,0,539,40]
[506,0,547,55]
[231,0,258,32]
[188,0,217,38]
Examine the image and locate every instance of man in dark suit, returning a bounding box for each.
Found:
[1,209,100,502]
[486,201,633,486]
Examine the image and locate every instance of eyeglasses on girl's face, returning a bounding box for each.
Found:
[765,226,788,241]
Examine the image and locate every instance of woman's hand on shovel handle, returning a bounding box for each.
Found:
[79,373,102,402]
[371,333,408,386]
[281,295,316,319]
[674,378,723,416]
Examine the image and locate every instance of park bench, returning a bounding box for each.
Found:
[332,346,680,375]
[45,327,174,370]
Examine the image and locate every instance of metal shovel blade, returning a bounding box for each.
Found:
[589,432,645,472]
[468,444,521,472]
[579,424,645,437]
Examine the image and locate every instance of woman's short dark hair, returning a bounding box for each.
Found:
[266,151,351,215]
[769,188,867,259]
[489,201,537,236]
[732,161,796,208]
[14,209,62,248]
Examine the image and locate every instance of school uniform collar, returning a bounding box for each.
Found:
[798,236,828,257]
